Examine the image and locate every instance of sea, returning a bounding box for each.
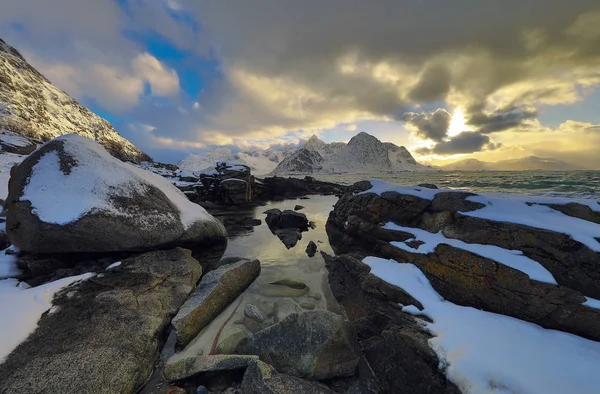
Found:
[310,170,600,199]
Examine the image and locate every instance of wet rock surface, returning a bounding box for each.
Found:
[0,248,202,394]
[235,310,359,380]
[241,360,335,394]
[172,257,261,347]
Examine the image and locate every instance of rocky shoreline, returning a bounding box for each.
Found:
[1,136,600,393]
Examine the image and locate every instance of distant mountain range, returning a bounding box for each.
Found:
[0,38,148,162]
[178,132,433,176]
[441,156,583,171]
[272,132,432,175]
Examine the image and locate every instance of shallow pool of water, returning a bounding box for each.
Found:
[171,194,342,361]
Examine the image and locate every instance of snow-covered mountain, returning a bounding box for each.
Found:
[178,145,295,176]
[442,156,582,171]
[272,132,432,175]
[0,38,149,163]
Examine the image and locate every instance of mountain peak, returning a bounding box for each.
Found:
[0,38,149,163]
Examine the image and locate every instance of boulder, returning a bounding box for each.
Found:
[306,241,318,257]
[430,191,485,212]
[265,209,309,230]
[274,228,302,249]
[219,178,250,205]
[5,135,226,253]
[235,310,358,380]
[163,354,258,382]
[0,248,202,394]
[172,258,261,347]
[417,183,438,189]
[241,360,335,394]
[294,205,304,211]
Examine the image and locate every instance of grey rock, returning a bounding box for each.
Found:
[172,258,261,347]
[294,205,304,211]
[0,248,202,394]
[241,360,334,394]
[430,191,485,212]
[306,241,318,257]
[244,304,265,322]
[5,135,226,254]
[259,279,310,297]
[164,354,259,382]
[273,228,302,249]
[273,298,303,322]
[235,310,358,380]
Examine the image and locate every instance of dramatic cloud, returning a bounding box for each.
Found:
[402,109,451,141]
[2,0,600,163]
[467,105,539,134]
[417,132,499,155]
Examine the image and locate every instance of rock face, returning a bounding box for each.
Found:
[5,135,226,253]
[163,354,259,382]
[172,258,261,347]
[235,310,359,380]
[0,38,149,163]
[322,253,460,393]
[265,209,309,230]
[326,181,600,341]
[271,148,324,175]
[0,248,202,394]
[241,360,335,394]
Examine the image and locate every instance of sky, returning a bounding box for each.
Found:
[2,1,600,167]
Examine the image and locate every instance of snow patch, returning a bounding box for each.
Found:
[363,256,600,394]
[384,223,557,284]
[0,273,95,363]
[583,297,600,310]
[105,261,122,270]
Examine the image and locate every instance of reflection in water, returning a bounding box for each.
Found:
[172,195,342,361]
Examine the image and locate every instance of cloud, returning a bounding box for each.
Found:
[3,0,600,163]
[417,132,499,155]
[402,109,451,141]
[467,105,539,133]
[27,52,179,112]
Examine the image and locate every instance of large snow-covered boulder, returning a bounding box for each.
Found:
[5,134,226,253]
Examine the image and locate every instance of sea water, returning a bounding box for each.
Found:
[312,170,600,199]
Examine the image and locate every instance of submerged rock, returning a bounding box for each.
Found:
[0,248,202,394]
[241,360,334,394]
[306,241,318,257]
[259,279,310,297]
[273,298,303,322]
[215,330,248,355]
[273,228,302,249]
[172,258,261,347]
[244,304,266,322]
[6,135,226,254]
[163,354,259,382]
[235,310,358,380]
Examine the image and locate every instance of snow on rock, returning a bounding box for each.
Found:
[0,38,149,163]
[0,273,94,363]
[7,134,226,253]
[0,246,20,279]
[362,180,600,252]
[105,261,122,271]
[363,256,600,394]
[583,297,600,310]
[0,151,27,200]
[384,223,558,284]
[463,193,600,252]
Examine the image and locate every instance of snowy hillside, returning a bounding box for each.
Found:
[0,38,149,163]
[178,145,295,176]
[273,132,432,175]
